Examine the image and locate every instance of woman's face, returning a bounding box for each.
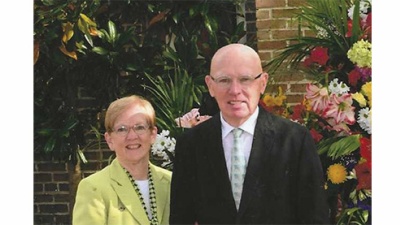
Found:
[104,104,157,166]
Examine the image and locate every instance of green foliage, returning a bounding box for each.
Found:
[34,0,249,163]
[317,135,361,159]
[336,207,369,225]
[143,65,205,137]
[266,0,363,77]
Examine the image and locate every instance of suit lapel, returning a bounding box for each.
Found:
[204,116,237,210]
[239,109,276,215]
[109,159,149,225]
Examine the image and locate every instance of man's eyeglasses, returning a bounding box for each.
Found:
[210,73,262,89]
[112,124,150,136]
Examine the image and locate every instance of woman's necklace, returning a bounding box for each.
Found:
[124,165,158,225]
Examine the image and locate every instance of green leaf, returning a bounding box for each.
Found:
[317,137,340,155]
[336,207,368,225]
[77,16,94,47]
[36,128,55,136]
[79,13,97,27]
[108,20,117,46]
[350,0,362,44]
[92,47,109,55]
[126,63,139,72]
[77,148,88,164]
[327,135,361,159]
[163,46,180,62]
[44,137,56,153]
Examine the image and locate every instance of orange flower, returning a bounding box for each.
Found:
[327,164,347,184]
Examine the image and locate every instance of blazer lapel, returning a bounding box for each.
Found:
[239,109,276,215]
[150,163,169,222]
[109,159,150,225]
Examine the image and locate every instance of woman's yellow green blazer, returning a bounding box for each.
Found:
[72,159,172,225]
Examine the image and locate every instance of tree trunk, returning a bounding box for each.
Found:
[68,158,82,222]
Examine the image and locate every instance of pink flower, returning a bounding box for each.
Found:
[322,94,355,125]
[325,118,351,134]
[305,83,330,114]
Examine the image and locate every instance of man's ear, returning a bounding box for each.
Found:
[205,75,215,97]
[260,72,268,94]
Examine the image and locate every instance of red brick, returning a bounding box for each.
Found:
[258,40,287,50]
[54,193,70,203]
[290,83,308,93]
[272,8,301,19]
[256,0,286,8]
[257,19,288,30]
[34,193,54,203]
[53,173,69,182]
[272,29,299,40]
[259,51,273,62]
[257,31,271,40]
[288,0,307,7]
[39,203,69,214]
[286,94,305,104]
[34,173,52,182]
[256,9,270,20]
[37,162,67,172]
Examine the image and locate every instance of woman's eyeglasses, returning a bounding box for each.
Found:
[112,124,150,136]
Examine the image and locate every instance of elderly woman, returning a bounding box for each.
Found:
[73,95,171,225]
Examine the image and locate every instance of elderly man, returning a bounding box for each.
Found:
[170,43,330,224]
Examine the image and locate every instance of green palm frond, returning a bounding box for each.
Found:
[267,0,363,75]
[143,66,205,137]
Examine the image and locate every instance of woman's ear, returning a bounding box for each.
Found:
[104,132,115,152]
[151,126,158,144]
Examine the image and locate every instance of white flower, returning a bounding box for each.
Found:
[329,78,350,95]
[151,130,176,164]
[316,25,329,39]
[357,107,371,134]
[348,0,371,22]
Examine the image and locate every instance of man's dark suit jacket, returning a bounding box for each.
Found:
[170,107,330,224]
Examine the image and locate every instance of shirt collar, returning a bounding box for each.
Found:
[221,106,259,138]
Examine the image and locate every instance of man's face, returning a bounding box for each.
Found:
[205,54,267,127]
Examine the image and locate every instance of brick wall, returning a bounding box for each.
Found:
[34,141,115,224]
[34,1,308,224]
[256,0,310,104]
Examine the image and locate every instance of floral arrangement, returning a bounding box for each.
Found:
[261,0,372,224]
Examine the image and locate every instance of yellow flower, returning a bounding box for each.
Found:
[327,163,347,184]
[273,95,287,106]
[262,87,287,107]
[262,94,275,107]
[347,39,372,68]
[361,82,372,107]
[351,92,367,107]
[303,98,312,111]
